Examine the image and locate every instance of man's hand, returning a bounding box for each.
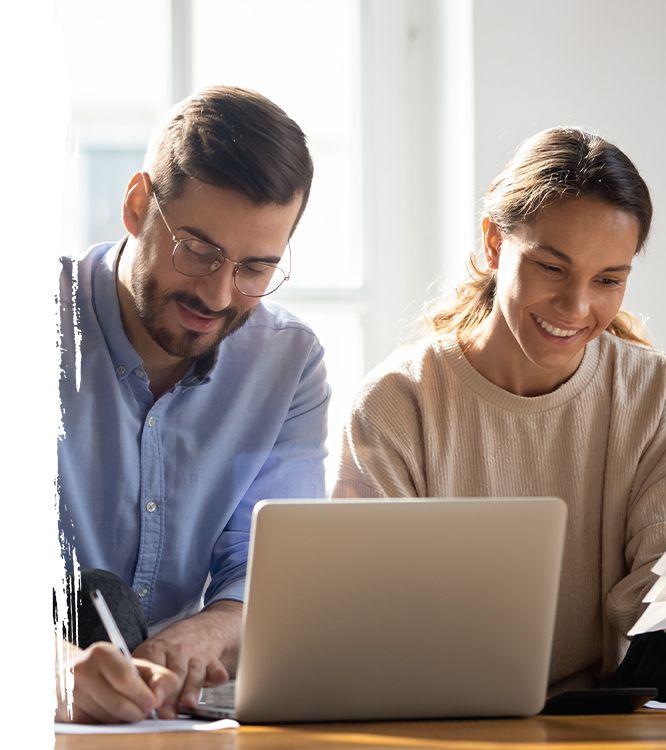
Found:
[132,600,242,718]
[56,642,180,724]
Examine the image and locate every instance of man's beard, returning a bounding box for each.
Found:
[130,271,253,359]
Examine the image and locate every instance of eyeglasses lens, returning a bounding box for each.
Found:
[173,240,286,297]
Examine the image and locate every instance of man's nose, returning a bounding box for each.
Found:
[195,260,236,312]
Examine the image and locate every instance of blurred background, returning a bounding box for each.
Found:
[6,0,665,733]
[61,0,666,485]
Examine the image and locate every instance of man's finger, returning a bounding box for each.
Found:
[74,679,149,724]
[179,658,208,709]
[135,659,181,708]
[72,647,154,723]
[156,652,191,718]
[204,659,229,687]
[88,647,156,714]
[133,641,169,668]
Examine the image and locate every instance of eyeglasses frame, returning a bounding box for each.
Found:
[151,191,291,298]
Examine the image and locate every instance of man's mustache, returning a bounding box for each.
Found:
[169,291,239,320]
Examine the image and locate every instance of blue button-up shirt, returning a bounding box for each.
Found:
[58,241,329,631]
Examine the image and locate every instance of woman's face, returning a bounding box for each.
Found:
[480,196,640,394]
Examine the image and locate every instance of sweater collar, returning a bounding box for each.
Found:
[441,335,601,413]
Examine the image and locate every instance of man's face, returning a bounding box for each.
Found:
[127,178,302,360]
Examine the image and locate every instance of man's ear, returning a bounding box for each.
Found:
[122,172,152,238]
[482,216,502,270]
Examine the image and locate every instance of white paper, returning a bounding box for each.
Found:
[55,717,239,734]
[653,552,666,577]
[627,601,666,636]
[644,575,666,603]
[645,701,666,710]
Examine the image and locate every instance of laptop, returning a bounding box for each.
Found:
[191,497,567,723]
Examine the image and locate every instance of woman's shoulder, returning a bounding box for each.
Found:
[600,331,666,369]
[349,335,453,415]
[599,331,666,396]
[363,335,452,387]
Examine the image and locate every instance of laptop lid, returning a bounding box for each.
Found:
[234,497,567,723]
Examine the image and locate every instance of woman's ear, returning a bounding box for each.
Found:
[122,172,153,238]
[482,217,502,270]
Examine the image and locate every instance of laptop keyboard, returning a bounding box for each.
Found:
[200,680,236,709]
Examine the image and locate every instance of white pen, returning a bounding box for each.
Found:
[90,589,159,720]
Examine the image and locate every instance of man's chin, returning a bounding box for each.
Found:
[148,310,253,359]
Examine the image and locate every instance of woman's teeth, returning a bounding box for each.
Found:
[534,314,579,338]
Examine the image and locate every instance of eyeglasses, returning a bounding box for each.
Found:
[152,192,291,298]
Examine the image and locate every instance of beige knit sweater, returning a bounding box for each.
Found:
[332,332,666,688]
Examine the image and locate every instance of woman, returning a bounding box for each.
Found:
[332,127,666,696]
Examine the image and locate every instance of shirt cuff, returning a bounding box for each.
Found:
[205,577,246,607]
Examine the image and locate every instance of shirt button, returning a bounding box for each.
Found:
[148,416,157,427]
[116,365,126,377]
[135,368,146,379]
[146,501,157,513]
[136,585,149,599]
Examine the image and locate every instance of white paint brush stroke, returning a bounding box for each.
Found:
[0,0,72,745]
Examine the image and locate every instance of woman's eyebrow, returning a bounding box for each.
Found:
[533,244,632,274]
[532,244,573,263]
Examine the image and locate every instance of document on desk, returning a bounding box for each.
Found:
[628,552,666,636]
[55,717,239,734]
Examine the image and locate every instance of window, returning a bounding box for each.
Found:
[64,0,171,249]
[65,0,364,485]
[63,0,459,487]
[191,0,365,480]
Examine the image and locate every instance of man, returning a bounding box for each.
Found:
[56,86,329,722]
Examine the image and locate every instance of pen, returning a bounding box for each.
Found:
[90,589,159,720]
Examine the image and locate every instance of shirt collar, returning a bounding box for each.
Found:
[92,237,142,381]
[92,237,218,385]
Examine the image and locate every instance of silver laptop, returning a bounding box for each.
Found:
[193,497,567,723]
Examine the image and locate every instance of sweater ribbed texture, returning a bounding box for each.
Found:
[332,332,666,687]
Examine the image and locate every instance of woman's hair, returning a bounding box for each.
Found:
[431,127,653,346]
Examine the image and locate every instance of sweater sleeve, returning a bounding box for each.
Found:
[331,370,427,499]
[606,404,666,637]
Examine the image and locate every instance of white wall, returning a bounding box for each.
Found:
[473,0,666,348]
[360,0,666,361]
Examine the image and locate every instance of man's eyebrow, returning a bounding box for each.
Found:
[532,243,632,274]
[179,225,282,265]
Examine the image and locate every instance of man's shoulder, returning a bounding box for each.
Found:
[60,242,117,297]
[61,241,117,269]
[213,300,325,375]
[244,299,320,339]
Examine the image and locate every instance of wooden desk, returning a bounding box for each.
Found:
[55,710,666,750]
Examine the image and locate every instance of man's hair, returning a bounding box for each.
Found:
[144,85,314,225]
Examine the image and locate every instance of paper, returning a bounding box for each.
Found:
[55,717,239,734]
[628,601,666,636]
[645,575,666,603]
[653,552,666,577]
[627,552,666,636]
[645,701,666,710]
